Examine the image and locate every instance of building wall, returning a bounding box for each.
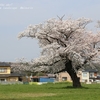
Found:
[7,77,19,81]
[0,77,19,82]
[0,67,11,74]
[89,72,97,78]
[56,71,82,82]
[56,72,72,82]
[57,71,90,83]
[0,66,19,82]
[56,70,97,83]
[81,71,89,82]
[77,71,82,80]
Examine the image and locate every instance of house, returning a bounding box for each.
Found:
[55,71,72,82]
[77,70,89,82]
[87,69,98,82]
[0,62,21,82]
[56,69,98,83]
[77,69,98,82]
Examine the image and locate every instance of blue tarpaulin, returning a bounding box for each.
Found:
[39,78,54,82]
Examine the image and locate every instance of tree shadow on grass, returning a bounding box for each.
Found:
[47,86,89,90]
[57,85,100,90]
[65,86,89,89]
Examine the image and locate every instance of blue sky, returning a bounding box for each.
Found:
[0,0,100,62]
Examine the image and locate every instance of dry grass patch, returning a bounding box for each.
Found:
[0,93,56,99]
[18,93,56,97]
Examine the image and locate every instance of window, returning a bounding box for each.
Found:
[83,72,88,77]
[62,77,67,81]
[0,68,7,73]
[90,73,94,77]
[0,79,6,81]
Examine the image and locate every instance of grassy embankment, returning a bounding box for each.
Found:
[0,82,100,100]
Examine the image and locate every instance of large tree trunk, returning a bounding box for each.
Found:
[65,60,81,88]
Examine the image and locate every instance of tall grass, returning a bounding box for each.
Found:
[0,82,100,100]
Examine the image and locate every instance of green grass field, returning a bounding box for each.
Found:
[0,82,100,100]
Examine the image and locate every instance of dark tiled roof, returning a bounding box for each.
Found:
[83,69,98,72]
[0,62,10,67]
[0,74,10,78]
[0,73,21,78]
[86,69,98,72]
[10,73,21,77]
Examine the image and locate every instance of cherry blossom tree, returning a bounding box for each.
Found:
[11,58,32,73]
[18,17,100,87]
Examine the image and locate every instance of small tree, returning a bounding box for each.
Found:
[18,17,100,87]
